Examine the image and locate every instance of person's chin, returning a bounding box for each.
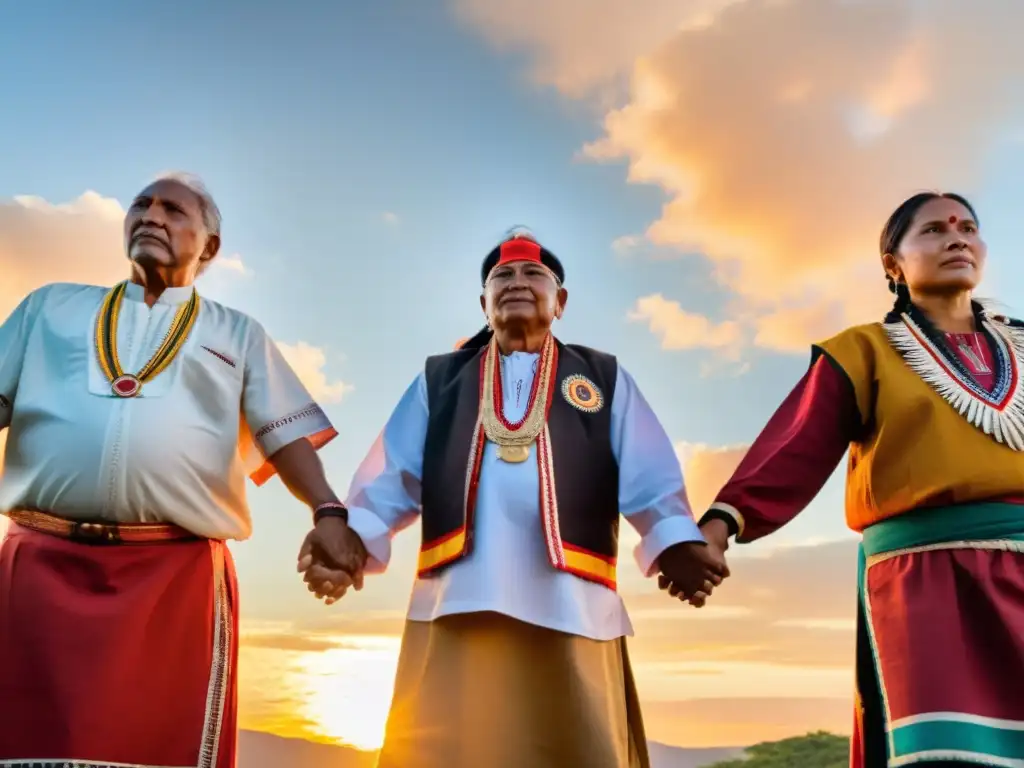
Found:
[499,305,537,322]
[129,246,173,266]
[929,271,979,293]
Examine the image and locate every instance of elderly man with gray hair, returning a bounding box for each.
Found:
[0,173,359,768]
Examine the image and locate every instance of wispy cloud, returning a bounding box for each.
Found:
[0,191,126,317]
[0,191,250,319]
[611,234,643,256]
[214,252,249,275]
[234,539,860,749]
[674,441,749,514]
[457,0,1024,354]
[276,341,353,404]
[623,537,859,744]
[628,294,741,353]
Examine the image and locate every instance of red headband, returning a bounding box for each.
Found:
[498,238,542,266]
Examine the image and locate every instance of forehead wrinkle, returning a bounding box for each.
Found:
[133,182,199,211]
[487,262,559,284]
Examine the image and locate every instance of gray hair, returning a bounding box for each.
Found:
[151,171,222,236]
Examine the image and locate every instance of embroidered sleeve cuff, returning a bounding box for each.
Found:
[704,501,746,539]
[254,403,336,458]
[633,514,705,577]
[248,405,338,487]
[345,506,393,574]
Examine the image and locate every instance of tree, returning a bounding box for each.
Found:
[706,731,849,768]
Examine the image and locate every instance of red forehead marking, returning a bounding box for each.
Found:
[949,215,958,224]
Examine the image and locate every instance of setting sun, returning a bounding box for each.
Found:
[238,633,401,752]
[9,2,1016,765]
[296,636,401,751]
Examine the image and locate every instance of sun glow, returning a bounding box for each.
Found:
[295,635,401,751]
[238,633,401,752]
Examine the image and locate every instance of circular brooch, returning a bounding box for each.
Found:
[561,375,604,413]
[111,374,142,398]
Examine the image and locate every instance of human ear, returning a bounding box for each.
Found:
[881,252,902,283]
[554,287,568,319]
[200,234,222,263]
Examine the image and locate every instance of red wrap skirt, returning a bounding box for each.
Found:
[0,512,239,768]
[852,502,1024,767]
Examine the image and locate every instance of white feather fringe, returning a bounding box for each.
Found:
[885,314,1024,451]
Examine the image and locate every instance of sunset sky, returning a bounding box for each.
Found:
[3,0,1024,754]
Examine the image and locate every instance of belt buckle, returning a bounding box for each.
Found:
[71,521,118,544]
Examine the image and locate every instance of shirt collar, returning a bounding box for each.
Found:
[123,281,196,306]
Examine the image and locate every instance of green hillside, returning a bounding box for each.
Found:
[706,731,849,768]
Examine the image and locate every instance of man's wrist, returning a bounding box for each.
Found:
[313,501,349,526]
[699,514,735,543]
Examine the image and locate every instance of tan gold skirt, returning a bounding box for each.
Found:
[376,611,650,768]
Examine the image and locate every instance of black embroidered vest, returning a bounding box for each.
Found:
[420,339,621,589]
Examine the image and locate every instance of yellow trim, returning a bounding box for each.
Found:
[562,547,617,586]
[709,502,746,538]
[140,293,199,380]
[108,284,125,376]
[94,281,200,391]
[95,284,121,381]
[418,528,467,573]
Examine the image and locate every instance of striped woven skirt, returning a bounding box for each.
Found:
[852,502,1024,767]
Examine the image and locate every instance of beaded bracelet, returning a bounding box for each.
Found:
[313,501,349,525]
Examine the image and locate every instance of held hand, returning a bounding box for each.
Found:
[297,516,368,605]
[685,518,733,607]
[657,538,729,607]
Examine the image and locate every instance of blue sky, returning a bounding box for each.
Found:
[6,0,1024,749]
[0,0,829,556]
[5,1,1024,621]
[0,1,816,436]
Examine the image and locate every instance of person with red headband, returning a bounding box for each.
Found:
[299,228,727,767]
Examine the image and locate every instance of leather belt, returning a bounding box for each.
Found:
[5,508,198,544]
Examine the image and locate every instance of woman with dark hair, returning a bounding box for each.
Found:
[695,192,1024,767]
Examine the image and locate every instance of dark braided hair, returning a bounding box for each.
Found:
[880,192,978,314]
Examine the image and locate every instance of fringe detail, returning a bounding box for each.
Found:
[885,314,1024,450]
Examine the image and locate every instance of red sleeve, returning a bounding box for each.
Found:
[708,350,861,543]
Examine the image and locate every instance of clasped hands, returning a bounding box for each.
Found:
[657,518,731,608]
[295,516,732,609]
[296,516,369,605]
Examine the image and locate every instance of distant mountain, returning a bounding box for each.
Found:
[238,730,744,768]
[239,731,375,768]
